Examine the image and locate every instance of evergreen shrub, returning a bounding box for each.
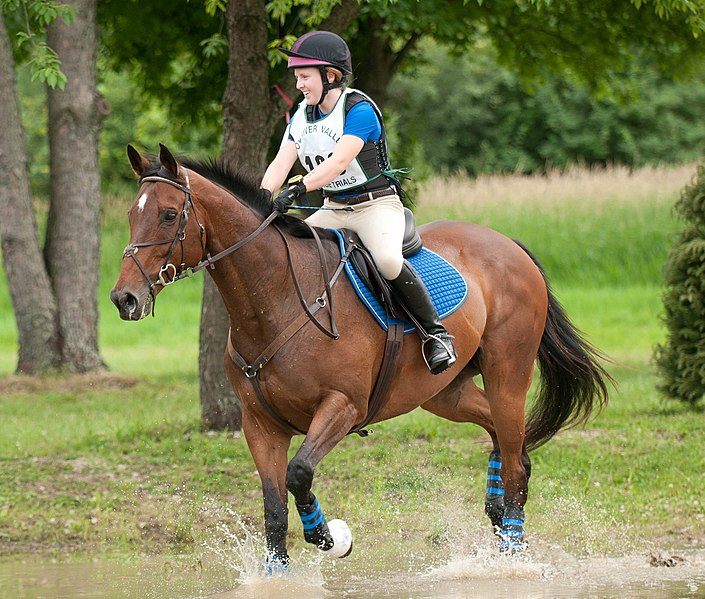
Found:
[655,163,705,405]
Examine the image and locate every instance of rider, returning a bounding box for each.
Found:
[260,31,456,375]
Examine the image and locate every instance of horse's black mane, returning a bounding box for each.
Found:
[143,154,323,239]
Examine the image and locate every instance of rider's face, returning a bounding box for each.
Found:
[294,67,323,105]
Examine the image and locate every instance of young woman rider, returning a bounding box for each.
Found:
[260,31,456,375]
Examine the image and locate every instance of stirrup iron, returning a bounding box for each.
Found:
[421,332,456,371]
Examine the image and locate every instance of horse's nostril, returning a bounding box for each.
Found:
[110,289,139,318]
[123,293,137,314]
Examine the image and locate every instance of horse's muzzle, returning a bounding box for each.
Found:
[110,287,147,321]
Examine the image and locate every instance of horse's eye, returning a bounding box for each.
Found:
[163,209,178,223]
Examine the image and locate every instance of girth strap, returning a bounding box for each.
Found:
[350,323,405,436]
[227,319,405,438]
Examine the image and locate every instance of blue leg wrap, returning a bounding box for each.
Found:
[499,503,525,553]
[485,449,504,531]
[297,495,334,551]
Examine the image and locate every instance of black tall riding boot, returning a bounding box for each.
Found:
[388,261,457,374]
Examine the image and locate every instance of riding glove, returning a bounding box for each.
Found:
[272,180,306,214]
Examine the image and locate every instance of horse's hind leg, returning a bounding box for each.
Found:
[421,365,494,432]
[421,366,505,530]
[285,390,360,558]
[484,444,532,533]
[481,343,538,552]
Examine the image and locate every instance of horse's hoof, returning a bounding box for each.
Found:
[319,518,353,558]
[262,554,289,575]
[498,537,526,555]
[340,540,353,558]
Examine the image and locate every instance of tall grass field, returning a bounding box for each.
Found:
[0,162,703,563]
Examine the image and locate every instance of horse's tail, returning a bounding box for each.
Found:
[514,241,614,451]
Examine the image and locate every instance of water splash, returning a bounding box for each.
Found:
[201,502,327,597]
[423,547,552,582]
[69,476,704,598]
[2,483,704,598]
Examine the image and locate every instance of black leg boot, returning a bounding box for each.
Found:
[388,261,457,374]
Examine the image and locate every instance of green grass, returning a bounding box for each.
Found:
[416,190,682,288]
[1,165,704,562]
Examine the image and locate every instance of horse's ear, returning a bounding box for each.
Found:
[159,143,179,179]
[127,144,149,178]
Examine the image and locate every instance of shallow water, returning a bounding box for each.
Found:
[2,542,705,598]
[3,501,704,598]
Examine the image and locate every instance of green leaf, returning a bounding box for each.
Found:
[200,33,227,59]
[15,31,31,48]
[203,0,226,17]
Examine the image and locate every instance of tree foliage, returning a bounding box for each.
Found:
[388,42,705,176]
[484,0,705,94]
[2,0,75,88]
[655,164,705,406]
[96,0,344,155]
[97,0,226,145]
[95,0,705,166]
[88,0,705,188]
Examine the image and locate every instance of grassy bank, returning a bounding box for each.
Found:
[0,163,703,562]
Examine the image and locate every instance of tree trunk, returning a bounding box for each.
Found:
[351,16,420,107]
[0,12,62,373]
[222,0,276,170]
[199,277,242,430]
[198,0,362,431]
[198,0,273,432]
[45,0,107,372]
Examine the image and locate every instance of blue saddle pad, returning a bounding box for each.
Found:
[330,229,468,334]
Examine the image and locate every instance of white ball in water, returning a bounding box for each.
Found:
[321,519,353,558]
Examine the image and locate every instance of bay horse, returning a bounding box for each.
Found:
[111,144,611,567]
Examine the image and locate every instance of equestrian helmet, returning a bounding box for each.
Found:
[281,31,352,74]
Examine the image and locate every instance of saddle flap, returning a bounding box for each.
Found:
[339,229,405,321]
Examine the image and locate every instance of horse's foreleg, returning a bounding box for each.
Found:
[241,412,292,567]
[286,390,360,558]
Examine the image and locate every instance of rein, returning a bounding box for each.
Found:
[123,171,341,340]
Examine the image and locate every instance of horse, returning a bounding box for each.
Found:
[110,144,611,567]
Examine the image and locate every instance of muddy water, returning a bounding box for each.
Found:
[2,542,705,598]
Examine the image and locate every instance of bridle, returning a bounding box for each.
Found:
[123,170,284,316]
[122,171,208,315]
[122,170,338,338]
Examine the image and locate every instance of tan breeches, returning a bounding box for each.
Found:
[305,194,406,280]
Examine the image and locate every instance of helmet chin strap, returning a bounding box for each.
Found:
[316,66,346,106]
